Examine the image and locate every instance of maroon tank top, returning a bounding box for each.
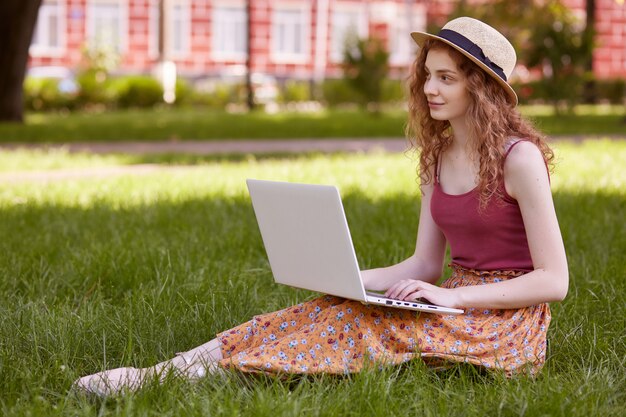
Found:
[430,141,533,272]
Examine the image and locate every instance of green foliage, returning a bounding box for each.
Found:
[1,106,624,143]
[343,35,390,112]
[80,75,165,110]
[0,108,408,142]
[81,42,120,74]
[279,80,312,103]
[523,1,593,113]
[594,79,626,104]
[449,0,540,52]
[188,83,244,109]
[74,43,121,109]
[450,0,594,113]
[381,79,406,103]
[115,76,164,108]
[23,78,76,112]
[321,78,405,108]
[514,78,626,106]
[75,70,116,108]
[174,79,193,107]
[23,74,249,111]
[321,79,362,107]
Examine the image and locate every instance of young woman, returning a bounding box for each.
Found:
[74,17,568,396]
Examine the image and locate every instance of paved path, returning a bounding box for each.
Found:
[2,135,624,156]
[0,138,410,184]
[1,136,624,183]
[1,138,410,155]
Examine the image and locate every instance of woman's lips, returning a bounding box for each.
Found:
[428,102,444,108]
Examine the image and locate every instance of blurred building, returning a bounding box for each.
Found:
[27,0,626,82]
[28,0,426,83]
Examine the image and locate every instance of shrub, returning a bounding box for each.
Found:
[279,80,311,103]
[512,80,549,104]
[76,69,116,108]
[174,79,193,106]
[321,79,360,107]
[321,78,405,108]
[187,83,243,109]
[343,35,390,112]
[513,77,626,106]
[594,79,626,104]
[116,76,164,108]
[23,78,76,111]
[381,79,406,103]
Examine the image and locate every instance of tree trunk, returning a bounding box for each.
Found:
[0,0,42,123]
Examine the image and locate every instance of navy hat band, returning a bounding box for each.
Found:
[437,29,507,82]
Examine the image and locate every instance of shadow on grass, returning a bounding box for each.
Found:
[0,109,408,143]
[0,191,420,302]
[120,150,408,166]
[0,188,624,410]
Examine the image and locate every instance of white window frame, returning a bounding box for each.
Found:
[389,6,425,65]
[270,2,311,64]
[86,0,128,54]
[148,0,159,59]
[329,3,368,64]
[211,1,247,61]
[168,0,191,58]
[30,0,66,57]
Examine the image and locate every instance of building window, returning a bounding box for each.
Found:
[169,0,190,57]
[148,0,189,59]
[86,0,127,53]
[271,4,310,63]
[329,7,367,63]
[212,5,247,60]
[389,7,425,65]
[148,0,159,58]
[30,0,65,56]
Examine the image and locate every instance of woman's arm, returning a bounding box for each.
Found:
[386,142,569,309]
[361,180,447,291]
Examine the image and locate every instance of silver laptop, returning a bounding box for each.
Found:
[246,179,463,315]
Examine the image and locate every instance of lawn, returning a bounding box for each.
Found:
[0,140,624,416]
[0,105,624,143]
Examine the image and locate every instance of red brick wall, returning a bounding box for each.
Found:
[27,0,626,80]
[593,0,626,78]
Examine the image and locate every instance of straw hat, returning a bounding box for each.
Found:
[411,17,518,105]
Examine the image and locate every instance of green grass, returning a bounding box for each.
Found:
[0,140,625,416]
[0,106,624,143]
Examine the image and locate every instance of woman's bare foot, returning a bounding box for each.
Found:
[72,367,146,396]
[72,339,224,396]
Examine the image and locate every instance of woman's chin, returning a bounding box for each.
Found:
[428,111,447,121]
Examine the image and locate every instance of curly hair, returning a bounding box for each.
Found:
[405,39,554,208]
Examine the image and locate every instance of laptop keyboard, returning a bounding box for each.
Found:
[365,291,435,306]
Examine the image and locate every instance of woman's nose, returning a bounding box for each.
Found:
[424,78,438,96]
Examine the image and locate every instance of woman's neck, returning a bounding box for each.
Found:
[448,117,471,150]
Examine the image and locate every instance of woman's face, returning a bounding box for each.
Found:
[423,48,471,123]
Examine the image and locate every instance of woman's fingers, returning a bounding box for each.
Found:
[386,280,458,308]
[398,283,422,301]
[386,279,427,300]
[385,280,410,299]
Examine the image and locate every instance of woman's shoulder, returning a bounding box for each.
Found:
[503,140,550,199]
[504,140,545,174]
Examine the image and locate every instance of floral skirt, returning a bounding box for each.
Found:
[217,265,551,376]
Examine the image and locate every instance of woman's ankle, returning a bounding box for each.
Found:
[151,353,217,381]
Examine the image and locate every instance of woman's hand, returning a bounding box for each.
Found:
[384,279,461,309]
